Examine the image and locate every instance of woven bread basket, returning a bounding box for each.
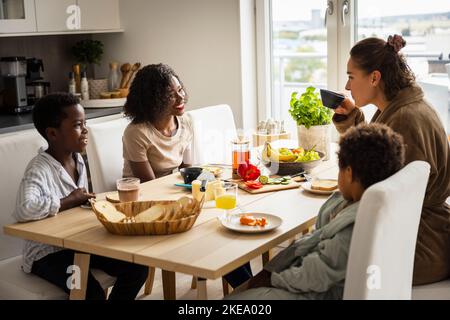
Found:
[91,196,204,236]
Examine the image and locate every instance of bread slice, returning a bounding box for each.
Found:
[94,200,126,222]
[105,192,120,203]
[311,179,338,191]
[135,205,166,223]
[162,202,181,221]
[176,197,195,218]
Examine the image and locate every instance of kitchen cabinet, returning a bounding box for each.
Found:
[35,0,76,32]
[36,0,120,32]
[77,0,120,31]
[0,0,37,33]
[0,0,121,35]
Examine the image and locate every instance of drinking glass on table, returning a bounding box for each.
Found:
[116,177,140,202]
[215,182,238,221]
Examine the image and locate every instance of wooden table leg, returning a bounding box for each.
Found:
[262,250,271,266]
[144,267,155,295]
[197,278,208,300]
[161,270,176,300]
[191,276,197,289]
[69,253,90,300]
[221,277,230,296]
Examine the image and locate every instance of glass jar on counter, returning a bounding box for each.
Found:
[108,62,120,91]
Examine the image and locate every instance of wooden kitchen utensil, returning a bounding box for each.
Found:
[119,63,131,89]
[72,64,81,93]
[124,62,141,88]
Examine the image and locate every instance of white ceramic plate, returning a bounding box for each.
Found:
[217,213,282,233]
[200,166,223,177]
[80,202,92,209]
[301,180,338,195]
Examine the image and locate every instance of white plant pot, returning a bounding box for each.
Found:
[297,124,331,160]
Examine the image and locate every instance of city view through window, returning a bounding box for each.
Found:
[271,0,450,134]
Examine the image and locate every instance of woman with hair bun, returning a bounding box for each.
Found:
[333,34,450,285]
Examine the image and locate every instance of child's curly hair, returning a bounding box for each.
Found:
[32,92,80,141]
[124,63,188,124]
[338,123,405,189]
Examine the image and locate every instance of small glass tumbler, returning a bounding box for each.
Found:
[116,177,140,202]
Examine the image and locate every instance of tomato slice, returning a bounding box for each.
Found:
[244,180,263,189]
[257,217,267,226]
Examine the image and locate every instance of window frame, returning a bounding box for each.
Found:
[255,0,356,122]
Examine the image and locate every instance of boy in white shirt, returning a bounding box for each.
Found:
[14,93,148,300]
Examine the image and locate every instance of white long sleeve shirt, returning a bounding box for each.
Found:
[13,148,88,273]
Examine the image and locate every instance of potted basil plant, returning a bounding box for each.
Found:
[289,86,333,160]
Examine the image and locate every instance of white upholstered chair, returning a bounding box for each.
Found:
[0,129,115,299]
[85,116,131,193]
[186,104,237,165]
[343,161,430,300]
[85,116,155,296]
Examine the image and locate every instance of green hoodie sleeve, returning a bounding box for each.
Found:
[264,193,343,274]
[270,224,353,293]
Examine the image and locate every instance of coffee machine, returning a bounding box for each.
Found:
[0,56,32,114]
[26,58,50,106]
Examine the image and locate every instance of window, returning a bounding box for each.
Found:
[356,0,450,78]
[356,0,450,132]
[258,0,450,135]
[268,0,333,136]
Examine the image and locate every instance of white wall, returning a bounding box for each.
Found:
[239,0,258,132]
[94,0,249,127]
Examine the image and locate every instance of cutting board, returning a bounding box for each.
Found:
[238,176,305,194]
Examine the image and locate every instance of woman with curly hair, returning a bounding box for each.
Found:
[333,35,450,285]
[122,64,253,288]
[122,64,193,182]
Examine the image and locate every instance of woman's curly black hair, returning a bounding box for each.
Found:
[338,123,405,189]
[124,63,188,124]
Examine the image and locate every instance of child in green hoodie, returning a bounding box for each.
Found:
[227,123,405,300]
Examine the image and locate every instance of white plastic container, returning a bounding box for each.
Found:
[80,71,90,100]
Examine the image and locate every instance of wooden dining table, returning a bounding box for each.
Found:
[4,149,339,300]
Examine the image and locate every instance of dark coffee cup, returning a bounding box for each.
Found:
[320,89,345,109]
[180,167,203,184]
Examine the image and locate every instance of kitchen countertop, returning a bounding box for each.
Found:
[0,107,123,134]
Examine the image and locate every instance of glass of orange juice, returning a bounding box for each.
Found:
[215,182,237,221]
